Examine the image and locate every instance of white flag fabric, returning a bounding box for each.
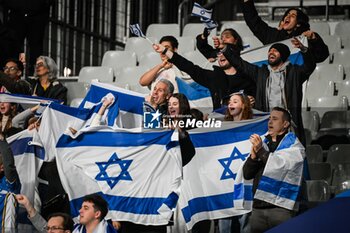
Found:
[179,116,269,230]
[55,126,182,225]
[254,132,305,210]
[80,81,145,128]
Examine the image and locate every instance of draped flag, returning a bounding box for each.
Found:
[178,116,269,230]
[0,93,57,110]
[80,81,145,128]
[7,129,45,226]
[191,2,212,20]
[55,127,182,225]
[255,132,305,210]
[242,36,308,66]
[176,77,213,114]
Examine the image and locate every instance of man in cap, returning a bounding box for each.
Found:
[222,39,316,146]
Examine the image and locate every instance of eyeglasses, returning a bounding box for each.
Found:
[36,62,45,68]
[3,66,18,72]
[44,226,65,232]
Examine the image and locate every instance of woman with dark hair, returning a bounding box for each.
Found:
[197,28,244,61]
[28,56,67,104]
[0,102,21,137]
[224,92,253,121]
[167,93,191,123]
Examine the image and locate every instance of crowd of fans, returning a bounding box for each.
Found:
[0,0,334,232]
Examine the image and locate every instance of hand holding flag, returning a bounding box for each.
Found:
[129,23,154,45]
[191,3,218,31]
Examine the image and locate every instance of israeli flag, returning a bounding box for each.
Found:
[80,81,145,128]
[200,17,218,30]
[179,116,269,230]
[176,77,213,114]
[129,23,146,38]
[55,126,182,225]
[191,2,212,20]
[255,132,305,210]
[7,129,45,226]
[242,36,308,66]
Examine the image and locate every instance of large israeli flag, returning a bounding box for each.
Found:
[55,127,182,225]
[242,36,308,66]
[80,81,145,128]
[179,116,269,230]
[176,77,213,114]
[255,132,305,210]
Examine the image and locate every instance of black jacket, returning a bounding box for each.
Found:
[168,52,256,110]
[28,78,67,104]
[241,0,329,63]
[0,71,32,95]
[222,44,316,145]
[196,34,219,60]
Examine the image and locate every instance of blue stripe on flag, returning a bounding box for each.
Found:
[81,85,144,115]
[10,137,45,160]
[70,192,179,217]
[258,176,300,201]
[176,78,211,101]
[50,102,94,120]
[276,133,297,151]
[56,130,174,148]
[181,188,253,224]
[190,118,268,147]
[233,183,253,201]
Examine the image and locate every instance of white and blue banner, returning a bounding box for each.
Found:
[255,132,305,210]
[80,81,145,128]
[176,77,213,114]
[242,36,308,66]
[55,127,182,225]
[178,116,269,230]
[191,2,212,20]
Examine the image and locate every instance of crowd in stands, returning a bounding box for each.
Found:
[1,0,350,232]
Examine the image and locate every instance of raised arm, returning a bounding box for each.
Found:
[139,61,169,86]
[196,29,219,60]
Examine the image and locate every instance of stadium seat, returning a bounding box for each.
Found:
[221,21,254,37]
[308,96,348,118]
[341,36,350,49]
[337,80,350,100]
[78,66,114,83]
[242,36,263,51]
[70,98,84,107]
[182,23,217,37]
[146,23,180,38]
[115,66,150,89]
[305,180,331,202]
[101,51,137,76]
[183,50,213,69]
[308,162,332,183]
[302,111,320,139]
[332,162,350,194]
[306,144,323,163]
[125,37,157,60]
[321,35,342,54]
[138,51,162,68]
[64,82,90,106]
[333,49,350,66]
[309,63,344,82]
[177,36,196,54]
[309,21,330,35]
[326,144,350,170]
[334,21,350,38]
[320,111,350,129]
[305,79,335,104]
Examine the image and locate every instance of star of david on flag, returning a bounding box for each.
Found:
[218,147,249,180]
[191,2,212,19]
[95,152,133,189]
[129,23,146,38]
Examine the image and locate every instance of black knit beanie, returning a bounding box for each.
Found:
[269,43,291,62]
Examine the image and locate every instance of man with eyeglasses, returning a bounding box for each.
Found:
[0,58,32,95]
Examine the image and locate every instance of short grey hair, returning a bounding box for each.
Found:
[158,79,174,95]
[34,56,58,80]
